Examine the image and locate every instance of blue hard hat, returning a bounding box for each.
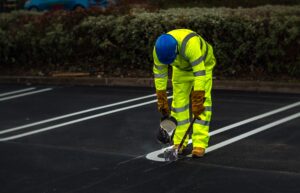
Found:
[155,34,177,65]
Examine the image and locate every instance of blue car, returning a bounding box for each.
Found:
[24,0,110,11]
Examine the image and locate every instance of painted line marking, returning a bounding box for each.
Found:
[210,101,300,136]
[0,88,52,102]
[0,93,158,135]
[146,112,300,162]
[0,87,36,97]
[204,112,300,153]
[0,96,172,141]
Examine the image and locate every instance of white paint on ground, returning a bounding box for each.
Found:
[0,87,36,97]
[210,101,300,136]
[146,112,300,162]
[0,96,173,141]
[0,88,52,102]
[203,112,300,154]
[0,93,158,135]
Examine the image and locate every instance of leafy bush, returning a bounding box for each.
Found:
[146,0,300,8]
[0,6,299,79]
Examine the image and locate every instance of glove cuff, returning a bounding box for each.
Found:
[191,90,205,103]
[191,90,205,118]
[156,90,170,116]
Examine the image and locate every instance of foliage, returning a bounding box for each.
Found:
[145,0,300,9]
[0,6,299,79]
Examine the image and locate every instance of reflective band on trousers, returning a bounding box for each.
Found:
[180,33,199,61]
[195,119,210,126]
[172,105,211,113]
[177,117,211,126]
[205,106,212,111]
[177,119,190,126]
[172,104,189,113]
[154,72,167,78]
[194,70,206,76]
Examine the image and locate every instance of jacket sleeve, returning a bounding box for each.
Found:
[153,48,168,91]
[184,37,206,91]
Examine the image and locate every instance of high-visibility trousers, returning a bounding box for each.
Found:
[171,53,215,149]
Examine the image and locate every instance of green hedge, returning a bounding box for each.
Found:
[0,6,299,79]
[147,0,300,8]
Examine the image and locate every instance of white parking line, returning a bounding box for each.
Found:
[146,112,300,162]
[0,93,298,147]
[0,93,158,135]
[0,88,53,102]
[0,96,172,141]
[210,101,300,136]
[204,112,300,153]
[0,87,36,97]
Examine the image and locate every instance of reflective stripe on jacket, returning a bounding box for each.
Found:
[153,29,214,91]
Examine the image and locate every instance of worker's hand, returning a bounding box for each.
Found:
[191,90,205,118]
[156,90,170,117]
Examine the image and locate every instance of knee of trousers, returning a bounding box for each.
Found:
[173,123,190,145]
[171,107,191,145]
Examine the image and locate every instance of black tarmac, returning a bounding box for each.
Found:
[0,85,299,193]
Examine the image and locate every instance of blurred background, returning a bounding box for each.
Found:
[0,0,299,81]
[1,0,300,12]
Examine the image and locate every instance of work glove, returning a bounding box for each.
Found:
[191,90,205,118]
[156,90,170,117]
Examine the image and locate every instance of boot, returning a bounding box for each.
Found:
[192,147,205,158]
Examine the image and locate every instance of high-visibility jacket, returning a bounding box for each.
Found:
[153,29,215,91]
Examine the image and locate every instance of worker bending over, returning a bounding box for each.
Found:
[153,29,216,157]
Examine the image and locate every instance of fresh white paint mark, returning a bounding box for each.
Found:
[146,112,300,162]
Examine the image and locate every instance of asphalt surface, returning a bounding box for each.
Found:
[0,85,299,193]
